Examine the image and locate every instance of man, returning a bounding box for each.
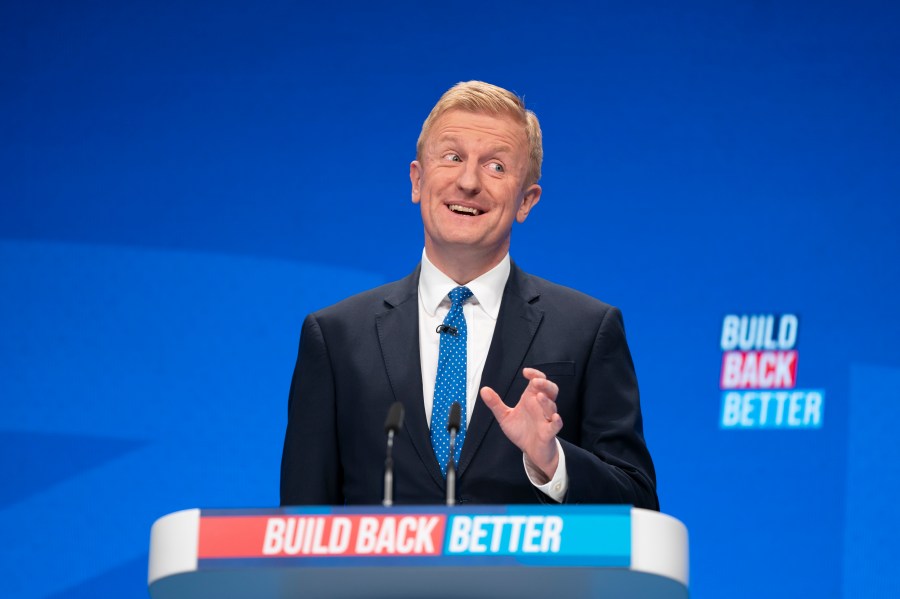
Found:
[280,81,658,509]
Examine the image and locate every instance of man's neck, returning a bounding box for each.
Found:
[423,243,509,285]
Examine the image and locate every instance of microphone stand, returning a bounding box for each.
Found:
[446,433,457,506]
[383,429,396,507]
[382,402,404,507]
[445,402,461,507]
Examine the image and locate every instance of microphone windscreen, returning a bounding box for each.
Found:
[384,401,405,434]
[448,401,462,432]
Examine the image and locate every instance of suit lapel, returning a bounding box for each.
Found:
[458,263,543,477]
[375,267,446,490]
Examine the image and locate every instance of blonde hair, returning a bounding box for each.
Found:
[416,81,543,186]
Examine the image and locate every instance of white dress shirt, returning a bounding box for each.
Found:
[417,250,568,501]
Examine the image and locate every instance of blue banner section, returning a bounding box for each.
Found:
[444,506,630,566]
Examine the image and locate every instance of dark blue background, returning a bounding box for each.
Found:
[2,1,899,597]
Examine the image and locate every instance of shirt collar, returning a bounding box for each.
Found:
[419,249,510,319]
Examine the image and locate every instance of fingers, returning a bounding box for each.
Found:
[522,369,559,402]
[522,369,561,427]
[547,413,564,436]
[522,367,546,380]
[483,372,561,426]
[535,393,558,422]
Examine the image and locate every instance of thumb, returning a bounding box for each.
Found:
[480,386,508,418]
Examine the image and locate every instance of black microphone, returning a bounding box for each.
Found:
[384,401,404,435]
[448,402,462,434]
[382,402,404,507]
[435,324,458,336]
[446,401,462,506]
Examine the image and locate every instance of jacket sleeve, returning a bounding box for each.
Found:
[280,313,343,505]
[562,306,659,510]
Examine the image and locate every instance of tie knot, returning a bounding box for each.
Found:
[449,286,473,307]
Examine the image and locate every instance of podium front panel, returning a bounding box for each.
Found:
[149,505,688,599]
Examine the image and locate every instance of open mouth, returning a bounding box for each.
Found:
[448,204,483,216]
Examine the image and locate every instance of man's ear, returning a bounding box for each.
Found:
[516,184,542,223]
[410,161,422,204]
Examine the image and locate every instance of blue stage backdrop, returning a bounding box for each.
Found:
[2,1,899,597]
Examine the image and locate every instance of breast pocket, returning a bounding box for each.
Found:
[527,361,575,377]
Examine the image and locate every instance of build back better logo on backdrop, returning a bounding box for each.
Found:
[719,314,824,429]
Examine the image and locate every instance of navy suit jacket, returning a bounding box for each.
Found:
[280,263,658,509]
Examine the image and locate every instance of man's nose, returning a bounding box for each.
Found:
[456,160,481,195]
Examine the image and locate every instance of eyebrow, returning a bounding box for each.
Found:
[486,144,513,156]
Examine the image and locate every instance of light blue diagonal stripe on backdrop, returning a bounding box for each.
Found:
[0,239,386,598]
[843,364,900,598]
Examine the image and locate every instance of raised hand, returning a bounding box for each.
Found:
[480,368,563,480]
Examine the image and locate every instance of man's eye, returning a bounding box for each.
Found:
[488,162,504,173]
[444,153,461,162]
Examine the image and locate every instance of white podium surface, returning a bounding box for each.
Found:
[149,506,688,599]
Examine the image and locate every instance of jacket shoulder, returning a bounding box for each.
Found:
[311,270,417,323]
[518,270,618,320]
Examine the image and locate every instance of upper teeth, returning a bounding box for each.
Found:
[449,205,481,216]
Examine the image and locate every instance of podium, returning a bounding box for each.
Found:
[149,505,688,598]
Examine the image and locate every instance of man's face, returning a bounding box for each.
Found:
[410,109,541,267]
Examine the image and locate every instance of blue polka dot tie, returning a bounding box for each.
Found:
[431,285,473,477]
